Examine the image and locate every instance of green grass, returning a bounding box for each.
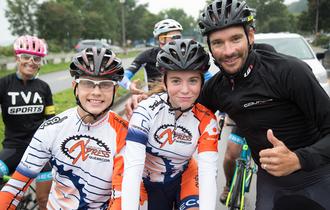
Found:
[0,67,145,150]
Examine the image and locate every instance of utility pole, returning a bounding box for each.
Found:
[315,0,319,35]
[119,0,126,48]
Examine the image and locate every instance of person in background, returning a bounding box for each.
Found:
[0,35,55,210]
[119,18,184,94]
[121,39,219,210]
[0,47,127,209]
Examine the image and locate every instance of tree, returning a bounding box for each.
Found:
[35,1,83,51]
[158,8,197,37]
[5,0,38,36]
[247,0,295,33]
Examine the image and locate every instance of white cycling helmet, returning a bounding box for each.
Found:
[153,19,183,38]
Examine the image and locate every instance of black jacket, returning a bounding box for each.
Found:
[199,49,330,173]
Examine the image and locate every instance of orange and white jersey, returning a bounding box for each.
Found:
[122,93,219,210]
[0,107,127,210]
[126,92,219,182]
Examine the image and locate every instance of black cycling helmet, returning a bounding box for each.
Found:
[198,0,254,36]
[156,39,210,74]
[70,47,123,120]
[70,47,124,81]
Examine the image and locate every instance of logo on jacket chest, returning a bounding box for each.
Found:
[61,135,111,164]
[154,124,192,148]
[7,91,44,114]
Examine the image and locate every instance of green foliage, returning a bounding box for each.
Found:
[159,8,197,36]
[313,34,330,47]
[0,45,13,57]
[5,0,38,36]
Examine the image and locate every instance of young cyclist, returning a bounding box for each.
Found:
[198,0,330,209]
[121,39,219,210]
[0,47,127,209]
[0,35,55,210]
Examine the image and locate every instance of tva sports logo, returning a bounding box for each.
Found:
[154,124,192,148]
[7,91,44,115]
[61,135,111,164]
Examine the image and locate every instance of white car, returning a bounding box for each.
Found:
[254,33,330,96]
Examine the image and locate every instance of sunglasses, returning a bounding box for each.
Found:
[18,54,43,64]
[75,78,117,91]
[159,34,182,44]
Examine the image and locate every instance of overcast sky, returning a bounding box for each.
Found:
[0,0,298,46]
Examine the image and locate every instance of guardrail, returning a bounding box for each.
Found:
[0,47,149,71]
[0,53,75,71]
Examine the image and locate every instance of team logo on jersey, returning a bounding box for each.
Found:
[39,116,68,129]
[154,124,192,148]
[61,135,111,164]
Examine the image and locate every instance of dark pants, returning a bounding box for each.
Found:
[256,167,330,210]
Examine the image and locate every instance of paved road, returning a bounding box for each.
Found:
[39,57,135,94]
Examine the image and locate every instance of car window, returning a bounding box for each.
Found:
[255,37,315,60]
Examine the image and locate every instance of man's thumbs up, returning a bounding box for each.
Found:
[267,129,285,147]
[259,129,301,176]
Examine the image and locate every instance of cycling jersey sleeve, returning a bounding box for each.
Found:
[194,104,219,153]
[198,151,218,210]
[44,84,55,119]
[281,60,330,171]
[121,141,146,210]
[0,171,34,209]
[204,71,214,81]
[118,70,134,89]
[0,123,49,210]
[109,114,127,210]
[121,102,150,210]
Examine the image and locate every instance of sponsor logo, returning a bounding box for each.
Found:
[149,99,162,111]
[61,135,111,164]
[243,98,273,108]
[8,91,43,105]
[154,124,192,148]
[39,116,68,129]
[8,105,43,115]
[179,197,199,210]
[243,64,254,78]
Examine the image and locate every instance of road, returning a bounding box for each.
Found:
[39,57,135,94]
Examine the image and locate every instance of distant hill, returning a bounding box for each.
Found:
[287,0,308,14]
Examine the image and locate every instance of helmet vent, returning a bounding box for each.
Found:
[180,43,187,56]
[169,48,179,61]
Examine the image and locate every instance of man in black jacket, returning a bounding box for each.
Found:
[198,0,330,209]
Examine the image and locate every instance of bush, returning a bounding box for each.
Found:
[0,45,14,57]
[312,34,330,48]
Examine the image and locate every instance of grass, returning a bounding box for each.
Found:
[0,67,145,150]
[0,50,141,78]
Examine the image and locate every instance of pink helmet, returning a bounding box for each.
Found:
[13,35,48,57]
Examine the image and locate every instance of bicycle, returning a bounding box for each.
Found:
[225,135,257,210]
[0,174,39,210]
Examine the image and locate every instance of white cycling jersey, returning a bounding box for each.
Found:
[0,107,127,210]
[122,92,219,210]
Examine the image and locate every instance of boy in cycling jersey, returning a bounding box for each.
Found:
[198,0,330,209]
[0,35,55,210]
[121,39,219,210]
[0,47,127,209]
